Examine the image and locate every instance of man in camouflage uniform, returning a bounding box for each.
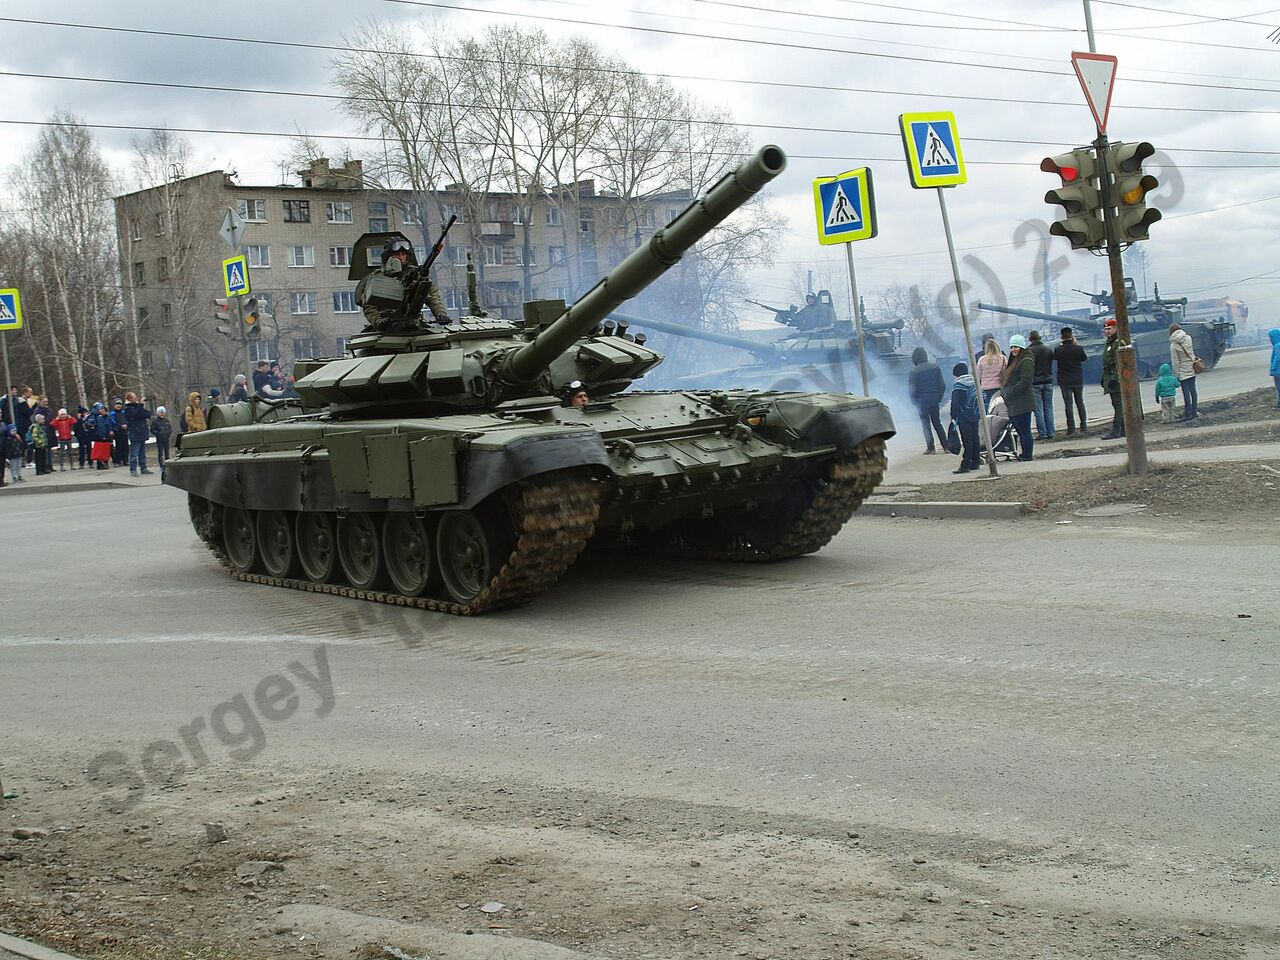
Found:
[355,237,451,333]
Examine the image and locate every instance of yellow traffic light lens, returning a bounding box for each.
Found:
[1122,185,1145,204]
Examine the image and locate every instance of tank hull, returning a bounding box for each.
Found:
[167,390,895,613]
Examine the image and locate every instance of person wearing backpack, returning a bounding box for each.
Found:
[949,362,982,474]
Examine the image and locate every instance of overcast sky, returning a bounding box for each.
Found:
[3,0,1278,330]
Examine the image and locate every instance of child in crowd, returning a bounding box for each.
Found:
[1154,363,1181,423]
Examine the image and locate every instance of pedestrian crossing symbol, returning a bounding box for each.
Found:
[0,288,22,331]
[899,111,967,189]
[222,255,251,297]
[812,167,877,245]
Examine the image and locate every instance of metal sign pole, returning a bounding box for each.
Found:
[1,331,15,428]
[936,188,998,477]
[843,243,871,396]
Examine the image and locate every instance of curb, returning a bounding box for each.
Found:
[861,500,1025,520]
[0,481,144,497]
[0,931,85,960]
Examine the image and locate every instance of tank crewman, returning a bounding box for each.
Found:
[356,237,451,332]
[559,380,590,408]
[792,293,821,329]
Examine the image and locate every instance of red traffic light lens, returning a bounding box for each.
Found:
[1040,157,1078,182]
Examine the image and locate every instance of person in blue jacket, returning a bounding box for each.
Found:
[108,398,128,466]
[1269,328,1280,408]
[86,402,115,471]
[949,362,982,474]
[122,392,153,476]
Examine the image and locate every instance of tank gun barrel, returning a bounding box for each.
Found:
[501,145,786,383]
[974,302,1103,330]
[612,312,780,361]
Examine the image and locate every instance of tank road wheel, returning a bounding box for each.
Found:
[337,512,387,591]
[222,507,261,573]
[436,504,515,605]
[188,494,223,547]
[296,512,339,584]
[383,513,438,597]
[256,510,299,579]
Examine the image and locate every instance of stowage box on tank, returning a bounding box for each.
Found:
[166,146,897,614]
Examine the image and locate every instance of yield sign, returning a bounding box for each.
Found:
[1072,51,1118,135]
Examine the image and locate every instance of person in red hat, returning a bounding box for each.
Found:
[1100,318,1124,439]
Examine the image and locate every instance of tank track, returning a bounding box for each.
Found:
[693,436,888,562]
[198,473,600,616]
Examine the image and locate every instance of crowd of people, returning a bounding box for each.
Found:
[908,321,1261,475]
[1,362,297,489]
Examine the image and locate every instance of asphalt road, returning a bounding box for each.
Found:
[1,484,1277,957]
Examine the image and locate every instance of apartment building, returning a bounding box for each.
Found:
[115,158,692,398]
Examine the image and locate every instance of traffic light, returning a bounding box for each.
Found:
[214,298,236,338]
[1042,148,1106,251]
[242,296,262,341]
[1107,141,1161,242]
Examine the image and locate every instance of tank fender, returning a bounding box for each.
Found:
[461,430,610,508]
[757,394,896,452]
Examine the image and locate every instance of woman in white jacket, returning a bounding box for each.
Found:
[1168,323,1199,421]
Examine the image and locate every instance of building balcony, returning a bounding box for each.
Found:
[480,220,517,238]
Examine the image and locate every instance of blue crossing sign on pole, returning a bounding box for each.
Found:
[222,255,251,297]
[0,288,22,331]
[899,112,967,189]
[812,167,877,245]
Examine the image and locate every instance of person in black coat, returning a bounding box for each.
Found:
[907,347,948,454]
[73,407,90,468]
[1053,327,1089,436]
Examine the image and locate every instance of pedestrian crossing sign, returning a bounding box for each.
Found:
[899,111,967,189]
[812,167,877,245]
[222,255,251,297]
[0,288,21,331]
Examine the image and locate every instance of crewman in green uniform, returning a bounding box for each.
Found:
[355,237,451,332]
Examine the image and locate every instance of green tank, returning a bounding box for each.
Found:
[165,146,896,614]
[615,306,907,392]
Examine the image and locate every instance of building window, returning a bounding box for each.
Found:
[161,303,173,327]
[441,202,465,224]
[245,244,270,268]
[444,288,467,310]
[157,256,169,281]
[288,245,315,268]
[136,305,149,327]
[283,199,310,223]
[248,341,273,362]
[290,292,317,314]
[366,248,382,268]
[368,201,389,232]
[666,208,682,223]
[332,291,358,313]
[131,262,145,286]
[403,201,424,224]
[130,218,143,241]
[512,205,525,225]
[513,247,535,266]
[329,245,352,268]
[153,213,166,236]
[292,337,321,358]
[580,213,594,235]
[545,206,562,226]
[549,245,566,264]
[446,244,468,265]
[326,201,353,223]
[142,350,154,371]
[483,244,502,266]
[238,198,267,222]
[551,286,568,301]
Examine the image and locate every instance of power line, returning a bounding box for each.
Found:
[382,0,1280,92]
[6,117,1280,170]
[3,17,1278,115]
[689,0,1078,32]
[7,69,1280,158]
[1090,0,1278,27]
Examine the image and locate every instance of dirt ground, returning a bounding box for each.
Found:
[0,758,1250,960]
[913,459,1280,521]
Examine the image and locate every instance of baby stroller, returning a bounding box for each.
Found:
[981,393,1022,463]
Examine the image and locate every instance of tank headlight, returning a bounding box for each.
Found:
[744,414,765,427]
